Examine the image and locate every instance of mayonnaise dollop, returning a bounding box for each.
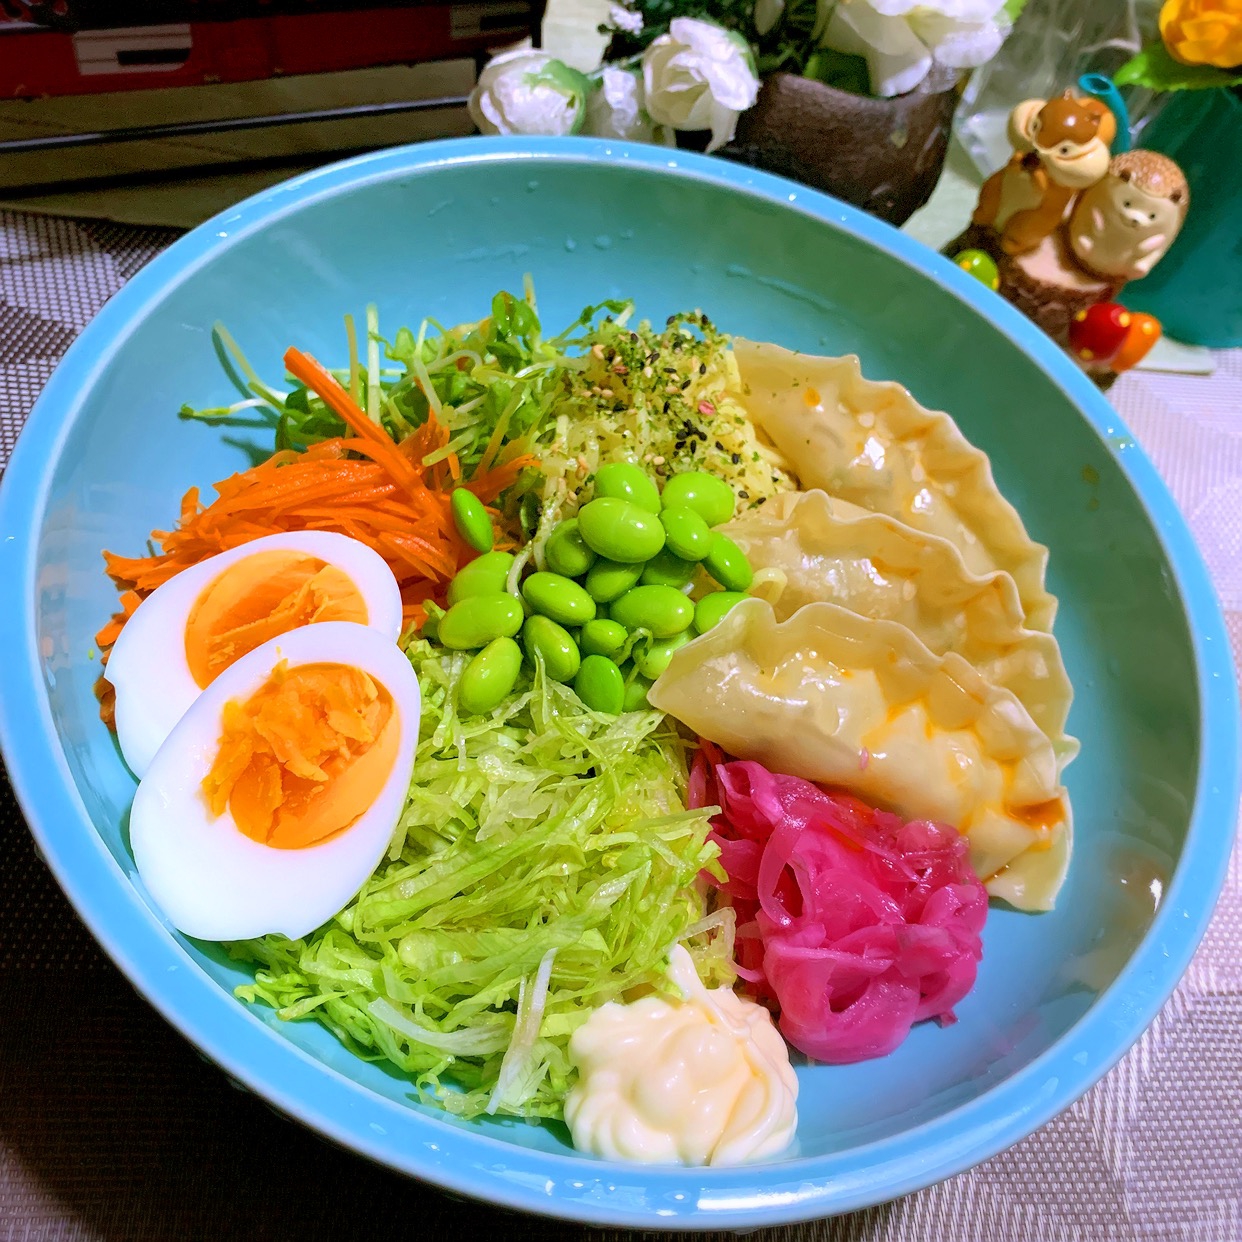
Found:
[563,946,798,1165]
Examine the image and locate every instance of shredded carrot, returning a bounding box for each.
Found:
[95,347,539,719]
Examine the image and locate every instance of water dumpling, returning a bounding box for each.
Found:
[648,598,1071,912]
[722,488,1076,765]
[732,340,1056,633]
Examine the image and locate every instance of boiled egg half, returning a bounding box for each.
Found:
[107,531,403,779]
[129,621,420,941]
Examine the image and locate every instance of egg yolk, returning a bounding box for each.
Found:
[184,551,368,689]
[202,661,398,850]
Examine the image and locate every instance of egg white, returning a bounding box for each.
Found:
[128,621,420,942]
[108,531,403,780]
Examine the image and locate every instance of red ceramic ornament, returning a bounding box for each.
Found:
[1068,302,1133,364]
[1111,313,1163,372]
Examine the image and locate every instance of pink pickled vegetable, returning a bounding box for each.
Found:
[690,742,988,1064]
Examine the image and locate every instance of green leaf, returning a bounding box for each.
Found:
[386,325,416,364]
[1115,42,1242,92]
[527,59,593,101]
[803,46,871,96]
[1003,0,1029,20]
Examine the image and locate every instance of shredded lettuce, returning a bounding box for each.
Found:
[228,640,730,1120]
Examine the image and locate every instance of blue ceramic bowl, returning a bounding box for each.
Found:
[0,138,1236,1229]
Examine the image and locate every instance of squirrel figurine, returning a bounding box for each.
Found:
[949,86,1189,382]
[973,91,1117,256]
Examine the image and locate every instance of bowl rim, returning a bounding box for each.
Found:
[0,135,1237,1229]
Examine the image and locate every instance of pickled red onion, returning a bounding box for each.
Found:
[690,742,988,1064]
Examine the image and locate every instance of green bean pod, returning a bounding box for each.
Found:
[622,672,654,712]
[458,636,522,714]
[447,551,516,606]
[577,497,666,564]
[584,558,644,603]
[544,519,597,578]
[579,618,629,660]
[438,593,525,649]
[574,654,625,715]
[633,630,694,680]
[450,487,495,553]
[593,461,661,514]
[694,590,748,634]
[660,505,713,561]
[660,471,735,527]
[521,571,597,626]
[702,534,754,592]
[522,615,581,683]
[640,548,697,589]
[609,585,695,638]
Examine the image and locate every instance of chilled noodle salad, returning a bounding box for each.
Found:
[98,287,1076,1165]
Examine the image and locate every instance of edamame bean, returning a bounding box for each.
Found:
[458,637,522,714]
[593,462,661,514]
[450,488,495,553]
[584,558,643,603]
[447,551,516,606]
[640,548,697,589]
[660,505,713,561]
[577,497,665,564]
[521,571,596,626]
[660,471,736,527]
[703,534,753,592]
[610,585,695,638]
[544,519,596,578]
[622,673,654,711]
[522,615,581,683]
[580,618,628,660]
[694,590,747,634]
[634,630,694,680]
[438,593,524,649]
[574,654,624,715]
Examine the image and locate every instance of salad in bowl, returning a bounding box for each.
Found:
[92,284,1077,1166]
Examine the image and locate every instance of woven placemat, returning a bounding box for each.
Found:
[1,209,1239,1242]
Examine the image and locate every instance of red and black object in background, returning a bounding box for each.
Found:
[0,1,536,99]
[2,0,511,28]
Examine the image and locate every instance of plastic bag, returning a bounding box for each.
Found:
[954,0,1167,175]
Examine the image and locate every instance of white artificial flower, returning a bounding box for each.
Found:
[641,18,760,152]
[609,3,644,34]
[754,0,786,36]
[583,66,675,144]
[468,42,590,136]
[820,0,1010,98]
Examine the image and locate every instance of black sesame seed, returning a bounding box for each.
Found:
[731,452,741,464]
[738,489,749,499]
[699,362,707,375]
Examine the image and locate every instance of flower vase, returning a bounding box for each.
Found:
[716,72,961,226]
[1120,86,1242,349]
